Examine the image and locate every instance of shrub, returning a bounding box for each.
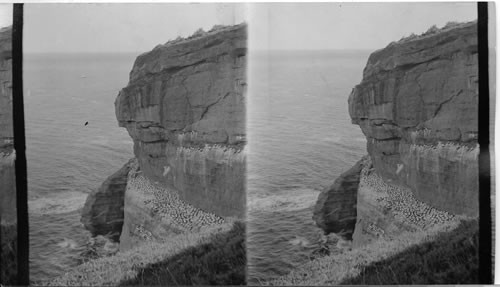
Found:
[193,28,206,38]
[425,25,439,35]
[444,21,460,29]
[210,25,225,32]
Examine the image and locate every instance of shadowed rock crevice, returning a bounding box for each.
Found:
[313,158,364,240]
[81,159,134,241]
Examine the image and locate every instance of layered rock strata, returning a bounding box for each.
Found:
[115,24,246,220]
[81,159,133,241]
[349,21,478,216]
[315,22,478,247]
[0,26,15,284]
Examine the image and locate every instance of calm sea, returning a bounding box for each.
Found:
[247,50,369,283]
[24,53,135,282]
[23,50,370,283]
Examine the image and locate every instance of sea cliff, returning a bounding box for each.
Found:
[82,24,246,251]
[0,26,15,284]
[314,21,478,246]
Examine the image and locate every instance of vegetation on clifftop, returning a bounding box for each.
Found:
[120,221,245,285]
[45,221,245,286]
[269,219,478,285]
[387,20,475,47]
[341,219,478,284]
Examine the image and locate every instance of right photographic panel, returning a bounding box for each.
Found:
[247,2,488,285]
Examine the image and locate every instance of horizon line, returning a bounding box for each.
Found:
[24,48,378,54]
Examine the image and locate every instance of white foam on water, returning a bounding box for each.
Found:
[289,235,312,247]
[29,191,88,215]
[249,188,320,212]
[56,238,79,249]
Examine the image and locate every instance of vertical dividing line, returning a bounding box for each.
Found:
[12,4,28,285]
[477,2,492,284]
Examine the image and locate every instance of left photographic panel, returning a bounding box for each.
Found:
[24,4,247,285]
[0,3,15,285]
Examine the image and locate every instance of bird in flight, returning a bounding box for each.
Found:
[84,121,89,126]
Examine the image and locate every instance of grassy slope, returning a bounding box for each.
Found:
[270,218,478,285]
[341,219,478,284]
[46,221,244,286]
[120,221,245,285]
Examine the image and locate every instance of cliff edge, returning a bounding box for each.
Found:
[82,24,247,251]
[115,24,246,218]
[349,21,478,216]
[314,21,478,247]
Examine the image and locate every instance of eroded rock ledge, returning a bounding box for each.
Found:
[314,21,478,246]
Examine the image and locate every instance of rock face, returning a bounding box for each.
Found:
[108,24,247,249]
[349,21,478,217]
[315,22,478,247]
[81,159,133,241]
[115,24,246,219]
[313,159,363,240]
[0,26,16,284]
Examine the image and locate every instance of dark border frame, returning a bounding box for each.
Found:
[6,2,495,285]
[478,1,493,284]
[13,3,28,285]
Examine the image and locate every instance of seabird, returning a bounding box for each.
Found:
[84,121,89,126]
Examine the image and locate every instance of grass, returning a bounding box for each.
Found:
[45,221,242,286]
[120,221,246,285]
[340,219,478,284]
[269,218,478,285]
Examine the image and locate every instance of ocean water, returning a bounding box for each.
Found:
[24,53,135,282]
[23,50,370,283]
[247,50,369,283]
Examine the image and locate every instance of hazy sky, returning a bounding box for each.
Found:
[25,3,247,53]
[24,3,477,53]
[0,4,12,28]
[249,2,477,51]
